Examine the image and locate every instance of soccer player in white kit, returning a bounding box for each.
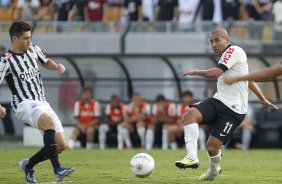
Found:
[0,21,74,183]
[174,28,278,181]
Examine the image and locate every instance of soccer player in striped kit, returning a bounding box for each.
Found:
[0,21,74,183]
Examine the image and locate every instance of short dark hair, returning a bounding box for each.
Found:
[81,86,92,94]
[156,94,166,102]
[182,90,193,98]
[9,21,31,41]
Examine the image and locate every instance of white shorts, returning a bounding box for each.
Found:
[15,100,64,133]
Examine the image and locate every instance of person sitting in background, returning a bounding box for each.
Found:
[117,92,150,149]
[172,91,206,150]
[68,87,101,149]
[99,95,126,149]
[151,94,176,150]
[234,103,255,150]
[0,46,15,137]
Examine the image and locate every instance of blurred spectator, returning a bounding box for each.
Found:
[176,91,206,150]
[123,0,143,22]
[53,0,73,21]
[68,0,85,21]
[68,87,101,149]
[58,70,78,124]
[272,0,282,40]
[117,92,150,149]
[234,103,255,150]
[14,0,40,21]
[99,95,126,149]
[142,0,155,22]
[84,0,106,22]
[0,46,15,136]
[155,0,178,21]
[37,0,54,21]
[178,0,197,31]
[246,0,273,39]
[0,0,16,21]
[221,0,241,21]
[151,94,176,150]
[0,0,12,8]
[104,0,125,22]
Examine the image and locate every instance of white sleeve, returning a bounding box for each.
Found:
[105,104,110,115]
[94,101,101,117]
[218,46,240,69]
[31,0,40,8]
[152,104,157,115]
[73,101,80,118]
[168,103,176,117]
[30,44,48,64]
[144,103,151,115]
[0,57,9,85]
[17,0,25,8]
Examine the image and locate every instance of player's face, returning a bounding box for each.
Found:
[81,90,92,102]
[209,33,229,55]
[13,31,32,52]
[183,96,192,105]
[132,95,141,105]
[111,97,120,106]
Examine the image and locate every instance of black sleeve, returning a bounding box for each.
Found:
[216,63,228,72]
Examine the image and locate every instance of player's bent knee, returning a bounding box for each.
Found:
[57,142,68,153]
[38,115,55,130]
[182,108,201,125]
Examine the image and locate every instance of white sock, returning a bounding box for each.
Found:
[170,142,178,150]
[184,123,199,158]
[119,126,132,149]
[162,128,168,150]
[68,139,75,149]
[137,127,146,146]
[99,124,109,149]
[86,142,94,149]
[198,127,206,150]
[242,129,251,150]
[145,128,154,150]
[208,150,222,171]
[117,124,124,150]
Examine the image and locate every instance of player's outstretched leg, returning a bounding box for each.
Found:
[175,124,200,169]
[198,150,222,181]
[19,159,37,183]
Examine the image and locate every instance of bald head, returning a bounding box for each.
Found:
[209,28,230,55]
[211,28,229,41]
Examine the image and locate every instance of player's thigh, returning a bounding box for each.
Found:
[192,98,217,124]
[211,114,245,144]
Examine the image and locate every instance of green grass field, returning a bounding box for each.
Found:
[0,147,282,184]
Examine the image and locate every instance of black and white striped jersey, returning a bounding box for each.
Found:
[0,43,48,111]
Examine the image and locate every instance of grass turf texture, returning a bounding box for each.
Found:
[0,148,282,184]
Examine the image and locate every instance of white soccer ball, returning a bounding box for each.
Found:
[130,153,155,178]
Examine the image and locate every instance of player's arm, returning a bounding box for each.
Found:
[42,59,65,74]
[225,63,282,84]
[182,67,224,78]
[249,81,279,109]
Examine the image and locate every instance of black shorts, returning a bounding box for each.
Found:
[194,98,246,144]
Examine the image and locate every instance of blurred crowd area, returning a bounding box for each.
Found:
[0,0,281,33]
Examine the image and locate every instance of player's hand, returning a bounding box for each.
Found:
[224,76,238,85]
[0,105,6,118]
[55,63,65,75]
[182,69,197,76]
[261,99,279,110]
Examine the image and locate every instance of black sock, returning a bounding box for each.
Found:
[44,129,60,173]
[26,147,48,169]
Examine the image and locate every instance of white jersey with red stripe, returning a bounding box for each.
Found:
[213,45,248,114]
